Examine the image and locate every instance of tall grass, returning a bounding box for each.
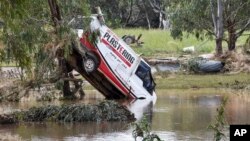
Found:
[114,28,214,57]
[114,28,248,58]
[155,73,250,89]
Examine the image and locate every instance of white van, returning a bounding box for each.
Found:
[77,15,156,100]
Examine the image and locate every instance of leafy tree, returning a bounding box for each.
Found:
[223,0,250,51]
[0,0,50,78]
[0,0,89,98]
[169,0,250,55]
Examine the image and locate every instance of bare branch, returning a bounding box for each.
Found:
[229,1,250,21]
[124,0,133,27]
[210,0,217,34]
[147,0,166,14]
[236,18,250,38]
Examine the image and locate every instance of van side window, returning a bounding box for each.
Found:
[135,61,155,94]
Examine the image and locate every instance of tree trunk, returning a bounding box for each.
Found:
[63,74,72,98]
[227,20,237,51]
[216,0,223,55]
[158,12,162,28]
[142,2,151,29]
[210,0,223,56]
[228,34,237,51]
[58,57,73,98]
[48,0,77,99]
[216,38,223,55]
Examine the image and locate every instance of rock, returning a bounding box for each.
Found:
[183,46,195,53]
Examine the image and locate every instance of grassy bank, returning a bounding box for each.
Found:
[83,73,250,90]
[114,28,248,58]
[155,73,250,89]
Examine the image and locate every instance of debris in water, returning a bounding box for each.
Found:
[0,100,135,124]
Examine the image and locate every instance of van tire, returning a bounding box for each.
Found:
[83,52,99,73]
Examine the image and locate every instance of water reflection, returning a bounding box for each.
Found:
[226,94,250,124]
[152,94,222,131]
[1,122,129,139]
[1,89,250,140]
[120,98,155,121]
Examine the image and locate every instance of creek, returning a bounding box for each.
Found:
[0,89,250,141]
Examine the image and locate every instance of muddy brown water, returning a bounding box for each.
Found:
[0,89,250,141]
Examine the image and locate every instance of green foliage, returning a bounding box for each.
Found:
[55,79,64,90]
[155,73,250,89]
[0,0,90,81]
[169,0,250,50]
[208,97,228,141]
[88,29,101,44]
[169,0,212,39]
[132,116,163,141]
[244,36,250,54]
[0,0,51,75]
[187,57,209,73]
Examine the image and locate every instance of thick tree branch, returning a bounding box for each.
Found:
[147,0,167,15]
[236,18,250,38]
[48,0,62,28]
[210,0,217,34]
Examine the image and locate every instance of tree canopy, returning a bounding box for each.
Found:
[169,0,250,55]
[1,0,250,71]
[0,0,88,75]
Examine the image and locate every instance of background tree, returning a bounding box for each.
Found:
[223,0,250,51]
[88,0,168,28]
[169,0,250,56]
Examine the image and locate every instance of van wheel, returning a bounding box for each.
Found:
[83,53,99,73]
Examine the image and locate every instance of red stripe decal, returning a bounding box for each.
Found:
[98,57,135,98]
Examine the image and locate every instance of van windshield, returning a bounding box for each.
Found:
[135,61,156,94]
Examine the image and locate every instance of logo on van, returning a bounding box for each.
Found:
[102,32,135,67]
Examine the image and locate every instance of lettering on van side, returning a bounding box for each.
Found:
[102,32,135,67]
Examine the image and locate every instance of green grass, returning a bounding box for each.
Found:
[113,28,248,58]
[114,28,214,57]
[0,62,17,67]
[155,73,250,89]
